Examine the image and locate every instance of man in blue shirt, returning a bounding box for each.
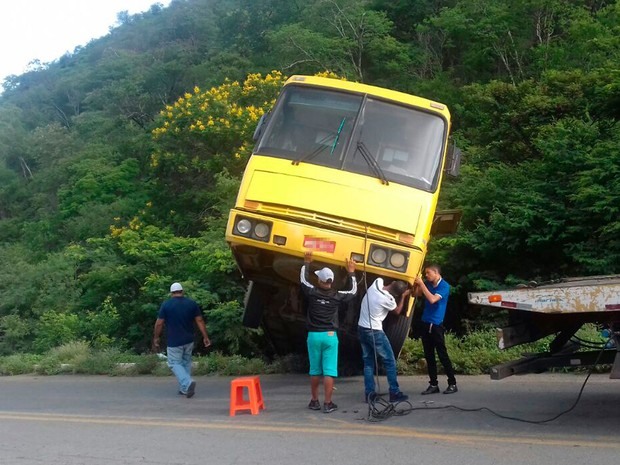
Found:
[414,264,457,395]
[153,282,211,398]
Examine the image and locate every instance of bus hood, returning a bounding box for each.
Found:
[244,169,429,235]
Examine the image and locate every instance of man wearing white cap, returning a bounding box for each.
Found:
[300,251,357,413]
[153,282,211,397]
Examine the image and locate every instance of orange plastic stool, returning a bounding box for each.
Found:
[229,376,265,416]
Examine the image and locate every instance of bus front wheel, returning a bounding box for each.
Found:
[383,310,414,357]
[243,281,273,328]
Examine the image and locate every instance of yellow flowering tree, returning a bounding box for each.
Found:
[148,71,286,232]
[151,71,286,177]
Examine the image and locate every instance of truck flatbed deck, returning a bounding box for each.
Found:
[468,275,620,314]
[467,275,620,379]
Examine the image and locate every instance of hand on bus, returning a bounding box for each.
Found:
[304,251,313,263]
[413,277,425,297]
[345,257,356,273]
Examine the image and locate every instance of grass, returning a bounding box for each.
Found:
[0,343,305,377]
[0,326,612,377]
[399,324,612,375]
[398,329,552,375]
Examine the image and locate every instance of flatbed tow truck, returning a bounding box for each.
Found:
[468,275,620,380]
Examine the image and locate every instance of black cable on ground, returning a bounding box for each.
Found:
[365,393,414,422]
[364,342,610,424]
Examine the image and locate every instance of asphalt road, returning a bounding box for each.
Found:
[0,373,618,465]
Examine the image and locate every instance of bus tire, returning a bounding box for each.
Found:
[384,310,414,357]
[242,281,270,328]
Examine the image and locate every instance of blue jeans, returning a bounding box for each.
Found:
[357,326,400,395]
[167,342,194,392]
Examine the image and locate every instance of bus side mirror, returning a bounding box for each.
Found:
[444,143,461,177]
[252,112,270,142]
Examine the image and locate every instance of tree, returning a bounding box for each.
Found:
[442,68,620,284]
[267,0,410,82]
[149,71,286,233]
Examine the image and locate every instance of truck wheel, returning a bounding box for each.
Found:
[384,310,414,357]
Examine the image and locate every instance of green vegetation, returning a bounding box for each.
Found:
[0,0,618,362]
[399,324,611,376]
[2,326,607,376]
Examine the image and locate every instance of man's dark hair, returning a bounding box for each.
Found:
[389,280,409,297]
[425,264,442,274]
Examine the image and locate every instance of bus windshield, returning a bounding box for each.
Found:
[256,85,447,191]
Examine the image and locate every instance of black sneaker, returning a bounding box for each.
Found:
[186,381,196,398]
[308,399,321,410]
[421,384,440,395]
[389,391,409,403]
[443,384,458,394]
[323,401,338,413]
[365,392,377,403]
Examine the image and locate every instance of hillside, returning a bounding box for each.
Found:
[0,0,618,355]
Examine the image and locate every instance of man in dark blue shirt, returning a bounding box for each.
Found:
[153,282,211,397]
[414,264,457,395]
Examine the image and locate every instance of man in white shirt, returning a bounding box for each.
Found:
[358,278,410,403]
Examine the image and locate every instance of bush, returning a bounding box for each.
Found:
[0,315,32,355]
[34,311,81,353]
[0,354,41,375]
[0,327,610,377]
[398,329,554,375]
[34,355,65,375]
[206,301,264,356]
[131,354,162,374]
[48,341,91,362]
[72,348,123,375]
[193,352,268,376]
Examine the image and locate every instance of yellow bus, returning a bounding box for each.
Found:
[226,75,459,357]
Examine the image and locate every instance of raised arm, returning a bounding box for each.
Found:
[414,277,441,304]
[300,251,314,291]
[392,288,411,316]
[338,257,357,298]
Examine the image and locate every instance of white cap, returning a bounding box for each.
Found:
[315,267,334,282]
[170,282,183,292]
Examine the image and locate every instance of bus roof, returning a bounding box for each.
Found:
[284,75,451,120]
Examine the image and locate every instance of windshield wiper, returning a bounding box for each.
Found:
[330,118,346,155]
[292,118,346,166]
[291,134,331,166]
[355,141,389,185]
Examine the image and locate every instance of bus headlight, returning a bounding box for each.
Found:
[232,215,272,243]
[368,244,409,272]
[254,222,270,239]
[236,219,252,235]
[390,252,406,269]
[370,247,388,265]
